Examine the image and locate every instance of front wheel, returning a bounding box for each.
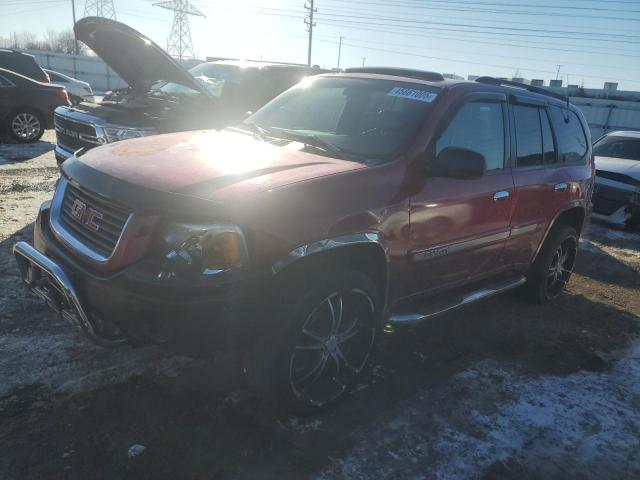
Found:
[272,270,381,415]
[524,225,578,303]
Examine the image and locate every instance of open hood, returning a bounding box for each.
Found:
[74,17,209,95]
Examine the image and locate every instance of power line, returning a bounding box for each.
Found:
[320,0,640,23]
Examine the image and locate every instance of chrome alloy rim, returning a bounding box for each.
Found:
[11,113,41,140]
[547,237,577,297]
[289,289,376,407]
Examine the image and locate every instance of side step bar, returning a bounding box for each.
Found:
[389,275,526,326]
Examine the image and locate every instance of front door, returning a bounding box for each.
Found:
[407,95,514,296]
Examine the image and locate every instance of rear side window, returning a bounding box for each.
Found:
[549,106,588,163]
[514,105,543,167]
[436,101,505,171]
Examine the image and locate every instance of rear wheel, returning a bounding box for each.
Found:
[7,109,44,143]
[265,270,381,415]
[524,225,578,303]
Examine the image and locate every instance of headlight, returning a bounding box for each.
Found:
[102,126,157,143]
[159,223,248,278]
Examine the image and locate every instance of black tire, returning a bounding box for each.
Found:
[256,269,381,416]
[524,224,579,303]
[6,109,45,143]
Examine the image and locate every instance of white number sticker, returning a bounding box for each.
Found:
[387,87,438,103]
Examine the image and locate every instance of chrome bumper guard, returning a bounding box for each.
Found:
[13,241,127,347]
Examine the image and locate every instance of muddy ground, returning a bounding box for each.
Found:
[1,132,639,480]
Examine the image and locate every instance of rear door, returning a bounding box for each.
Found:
[547,105,592,213]
[0,73,16,119]
[407,93,515,294]
[506,98,564,268]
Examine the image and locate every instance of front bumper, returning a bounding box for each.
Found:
[592,179,640,226]
[54,143,75,164]
[13,204,270,354]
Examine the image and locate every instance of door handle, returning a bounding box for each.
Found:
[493,191,510,201]
[554,182,568,192]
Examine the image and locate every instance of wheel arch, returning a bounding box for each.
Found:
[271,232,390,312]
[533,203,586,262]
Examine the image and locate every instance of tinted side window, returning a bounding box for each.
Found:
[514,105,543,167]
[436,101,505,171]
[541,109,557,164]
[550,106,588,163]
[593,137,640,161]
[48,72,65,82]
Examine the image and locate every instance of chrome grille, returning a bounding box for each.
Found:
[58,183,130,258]
[54,114,101,152]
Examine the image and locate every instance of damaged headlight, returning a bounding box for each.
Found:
[102,126,157,143]
[159,223,248,278]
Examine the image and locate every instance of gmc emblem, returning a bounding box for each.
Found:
[70,198,103,232]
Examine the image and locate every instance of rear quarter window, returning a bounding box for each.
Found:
[549,106,588,163]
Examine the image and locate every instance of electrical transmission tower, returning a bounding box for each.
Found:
[83,0,116,19]
[154,0,205,60]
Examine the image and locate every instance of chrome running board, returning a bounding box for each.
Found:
[389,275,526,326]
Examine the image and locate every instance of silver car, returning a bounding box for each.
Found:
[592,131,640,228]
[44,69,93,103]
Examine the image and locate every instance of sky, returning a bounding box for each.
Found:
[2,0,640,90]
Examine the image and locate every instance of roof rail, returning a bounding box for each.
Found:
[344,67,445,82]
[475,76,567,102]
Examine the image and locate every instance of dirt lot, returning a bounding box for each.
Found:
[1,132,639,480]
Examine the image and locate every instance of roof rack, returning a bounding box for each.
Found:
[475,76,567,102]
[344,67,445,82]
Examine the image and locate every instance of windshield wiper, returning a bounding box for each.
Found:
[239,122,271,141]
[270,128,348,160]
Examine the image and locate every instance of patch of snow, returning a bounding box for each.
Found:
[0,328,194,397]
[315,342,640,479]
[127,444,146,458]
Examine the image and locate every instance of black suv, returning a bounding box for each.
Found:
[53,17,324,163]
[0,49,49,83]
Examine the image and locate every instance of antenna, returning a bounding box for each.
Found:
[153,0,205,60]
[83,0,116,19]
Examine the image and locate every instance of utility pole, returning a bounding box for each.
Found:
[337,36,344,69]
[71,0,79,55]
[361,57,366,67]
[304,0,316,66]
[555,64,562,81]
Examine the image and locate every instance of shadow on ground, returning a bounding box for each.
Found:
[0,133,55,164]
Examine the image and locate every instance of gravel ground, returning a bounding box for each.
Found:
[1,132,639,479]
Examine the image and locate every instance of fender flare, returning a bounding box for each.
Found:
[533,201,587,261]
[271,231,391,311]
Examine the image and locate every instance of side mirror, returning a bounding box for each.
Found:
[428,147,486,179]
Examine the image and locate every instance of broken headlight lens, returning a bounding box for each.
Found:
[159,223,248,278]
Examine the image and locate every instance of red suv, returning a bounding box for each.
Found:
[14,69,594,413]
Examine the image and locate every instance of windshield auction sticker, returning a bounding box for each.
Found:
[387,87,438,103]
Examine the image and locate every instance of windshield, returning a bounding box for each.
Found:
[593,135,640,161]
[245,76,439,163]
[156,63,254,98]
